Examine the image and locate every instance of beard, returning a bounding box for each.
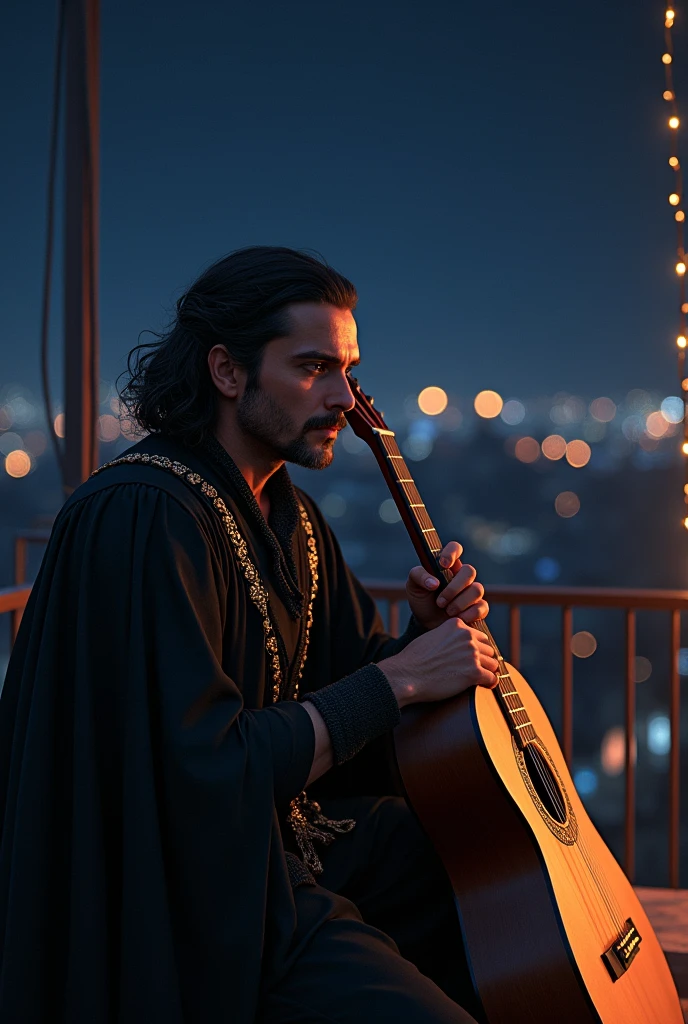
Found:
[236,386,347,470]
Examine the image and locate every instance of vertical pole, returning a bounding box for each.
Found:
[561,606,573,768]
[669,610,681,888]
[63,0,100,493]
[625,609,636,882]
[508,605,520,670]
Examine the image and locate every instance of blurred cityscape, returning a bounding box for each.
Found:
[1,378,687,885]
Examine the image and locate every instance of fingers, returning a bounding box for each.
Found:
[477,667,500,689]
[465,624,499,686]
[438,540,463,571]
[407,565,440,594]
[457,600,490,624]
[436,564,479,611]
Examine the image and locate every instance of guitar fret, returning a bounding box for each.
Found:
[513,721,532,730]
[409,502,425,508]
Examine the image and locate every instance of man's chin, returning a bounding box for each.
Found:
[285,439,336,471]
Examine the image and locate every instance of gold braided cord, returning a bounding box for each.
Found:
[661,9,688,525]
[92,451,354,872]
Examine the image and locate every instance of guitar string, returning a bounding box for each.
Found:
[377,432,629,939]
[478,628,623,939]
[487,639,627,936]
[528,744,626,935]
[491,662,626,936]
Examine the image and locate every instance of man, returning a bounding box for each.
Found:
[0,246,499,1023]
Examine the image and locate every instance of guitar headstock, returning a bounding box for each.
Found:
[345,375,389,443]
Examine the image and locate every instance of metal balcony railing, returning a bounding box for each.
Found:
[362,580,687,889]
[1,536,684,888]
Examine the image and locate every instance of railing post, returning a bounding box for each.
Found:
[14,536,27,586]
[509,605,520,670]
[625,609,636,882]
[11,608,23,646]
[561,606,573,768]
[389,600,400,638]
[669,609,681,888]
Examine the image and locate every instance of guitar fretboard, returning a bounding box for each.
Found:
[373,427,536,747]
[375,429,443,558]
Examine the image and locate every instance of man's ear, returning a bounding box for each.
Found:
[208,345,244,399]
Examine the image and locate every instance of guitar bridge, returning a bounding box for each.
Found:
[601,918,642,981]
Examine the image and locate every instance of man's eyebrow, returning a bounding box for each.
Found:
[292,349,361,367]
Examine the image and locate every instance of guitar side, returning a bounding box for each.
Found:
[394,668,683,1024]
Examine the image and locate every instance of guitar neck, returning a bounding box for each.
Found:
[370,428,448,580]
[368,427,536,748]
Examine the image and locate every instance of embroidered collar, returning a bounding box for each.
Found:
[200,435,305,621]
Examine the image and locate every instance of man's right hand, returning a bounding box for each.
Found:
[379,618,500,709]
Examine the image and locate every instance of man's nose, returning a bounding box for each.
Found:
[325,372,356,412]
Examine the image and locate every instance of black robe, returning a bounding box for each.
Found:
[0,434,412,1023]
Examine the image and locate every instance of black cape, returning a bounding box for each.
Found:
[0,435,408,1023]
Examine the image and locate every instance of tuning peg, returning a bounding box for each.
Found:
[366,395,374,405]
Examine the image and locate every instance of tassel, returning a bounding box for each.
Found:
[287,791,356,874]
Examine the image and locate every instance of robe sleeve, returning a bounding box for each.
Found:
[298,493,428,767]
[0,479,313,1023]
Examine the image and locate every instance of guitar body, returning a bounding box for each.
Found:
[394,665,683,1024]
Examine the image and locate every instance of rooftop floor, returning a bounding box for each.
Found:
[636,887,688,1021]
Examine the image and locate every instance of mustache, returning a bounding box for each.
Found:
[302,413,348,432]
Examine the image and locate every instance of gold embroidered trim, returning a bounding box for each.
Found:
[93,452,287,697]
[92,451,355,871]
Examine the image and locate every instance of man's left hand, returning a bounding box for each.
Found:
[406,541,489,631]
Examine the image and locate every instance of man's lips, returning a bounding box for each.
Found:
[309,426,340,438]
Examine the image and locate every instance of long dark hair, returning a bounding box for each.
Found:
[119,246,358,447]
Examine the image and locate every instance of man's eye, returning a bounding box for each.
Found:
[304,362,327,374]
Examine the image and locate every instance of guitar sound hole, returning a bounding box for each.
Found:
[523,744,568,825]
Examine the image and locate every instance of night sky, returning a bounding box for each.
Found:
[2,0,685,412]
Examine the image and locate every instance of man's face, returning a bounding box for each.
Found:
[236,302,360,470]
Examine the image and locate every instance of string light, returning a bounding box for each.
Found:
[663,10,688,526]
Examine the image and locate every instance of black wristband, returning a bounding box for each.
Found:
[302,663,401,766]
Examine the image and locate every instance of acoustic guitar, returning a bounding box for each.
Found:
[345,383,683,1024]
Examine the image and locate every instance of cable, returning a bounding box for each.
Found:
[41,0,67,488]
